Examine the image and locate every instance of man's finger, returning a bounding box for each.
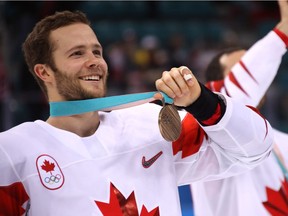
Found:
[180,66,194,85]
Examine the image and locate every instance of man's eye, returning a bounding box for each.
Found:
[71,51,83,56]
[93,50,102,56]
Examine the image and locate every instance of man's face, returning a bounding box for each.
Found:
[220,50,246,77]
[49,23,108,101]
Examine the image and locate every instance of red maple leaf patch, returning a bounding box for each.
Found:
[95,183,160,216]
[262,178,288,216]
[41,159,55,174]
[0,182,29,216]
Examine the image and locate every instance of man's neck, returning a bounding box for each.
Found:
[46,112,100,137]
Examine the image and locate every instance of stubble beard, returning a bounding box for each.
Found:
[54,68,107,101]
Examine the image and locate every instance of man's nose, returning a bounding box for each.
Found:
[85,53,98,68]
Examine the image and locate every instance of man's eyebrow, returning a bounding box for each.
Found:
[65,44,102,54]
[93,44,103,51]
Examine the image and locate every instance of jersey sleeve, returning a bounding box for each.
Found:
[174,94,273,185]
[210,30,287,107]
[0,145,21,186]
[0,139,30,215]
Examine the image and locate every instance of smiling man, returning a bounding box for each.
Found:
[0,10,273,215]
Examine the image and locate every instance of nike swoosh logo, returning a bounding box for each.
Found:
[142,151,163,168]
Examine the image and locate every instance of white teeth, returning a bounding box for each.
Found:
[82,75,100,81]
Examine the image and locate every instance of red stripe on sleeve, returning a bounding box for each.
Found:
[246,105,269,140]
[205,82,213,91]
[206,80,231,97]
[239,60,258,84]
[173,114,206,158]
[205,80,224,92]
[274,28,288,48]
[201,104,221,125]
[228,72,250,97]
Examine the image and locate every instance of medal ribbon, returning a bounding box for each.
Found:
[273,147,288,181]
[49,91,173,117]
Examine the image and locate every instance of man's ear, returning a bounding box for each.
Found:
[34,64,53,82]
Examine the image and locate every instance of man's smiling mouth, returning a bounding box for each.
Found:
[80,75,101,81]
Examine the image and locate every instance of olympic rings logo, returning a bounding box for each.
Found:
[44,174,62,184]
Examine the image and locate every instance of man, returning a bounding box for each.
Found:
[0,11,273,215]
[190,1,288,215]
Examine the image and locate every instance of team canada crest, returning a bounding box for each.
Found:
[36,154,64,190]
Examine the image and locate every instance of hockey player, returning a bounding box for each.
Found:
[191,1,288,215]
[0,10,273,215]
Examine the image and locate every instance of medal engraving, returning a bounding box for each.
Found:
[158,104,181,141]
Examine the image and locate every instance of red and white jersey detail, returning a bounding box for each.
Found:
[191,129,288,216]
[36,154,65,190]
[192,30,288,216]
[0,182,29,216]
[206,30,287,107]
[0,98,272,215]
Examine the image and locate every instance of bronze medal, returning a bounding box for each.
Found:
[158,104,181,141]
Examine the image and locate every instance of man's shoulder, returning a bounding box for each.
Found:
[0,121,39,139]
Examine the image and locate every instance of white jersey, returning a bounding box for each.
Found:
[192,129,288,216]
[0,96,272,216]
[192,30,288,216]
[206,30,286,108]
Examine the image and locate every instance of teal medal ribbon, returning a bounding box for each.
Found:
[49,91,181,141]
[49,91,173,117]
[273,150,288,181]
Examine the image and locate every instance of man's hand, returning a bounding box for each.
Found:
[276,0,288,35]
[155,66,201,107]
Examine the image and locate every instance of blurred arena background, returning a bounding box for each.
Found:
[0,1,287,215]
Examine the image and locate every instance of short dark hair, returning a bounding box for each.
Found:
[204,47,243,82]
[22,10,91,97]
